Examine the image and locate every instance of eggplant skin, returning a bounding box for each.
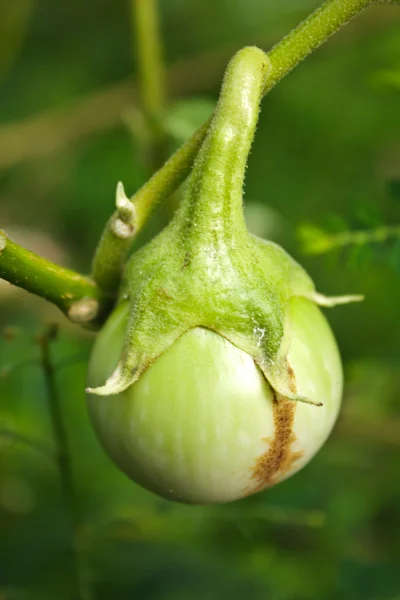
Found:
[87,297,342,505]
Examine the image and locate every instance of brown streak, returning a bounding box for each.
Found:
[249,395,303,491]
[248,361,303,492]
[287,361,296,394]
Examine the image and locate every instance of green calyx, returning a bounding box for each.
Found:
[88,46,361,404]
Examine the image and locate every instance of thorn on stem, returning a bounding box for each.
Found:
[311,292,364,307]
[116,182,136,224]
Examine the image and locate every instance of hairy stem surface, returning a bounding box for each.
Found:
[128,0,380,238]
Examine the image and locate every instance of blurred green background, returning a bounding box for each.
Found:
[1,0,400,598]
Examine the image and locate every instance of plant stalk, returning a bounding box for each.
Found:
[1,0,397,311]
[0,230,112,327]
[91,182,137,293]
[131,0,166,169]
[128,0,382,238]
[39,327,89,600]
[90,0,169,294]
[303,223,400,255]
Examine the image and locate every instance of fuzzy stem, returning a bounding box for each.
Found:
[128,0,388,237]
[0,230,111,327]
[1,0,397,309]
[90,0,168,296]
[91,182,136,293]
[134,119,210,229]
[91,0,392,297]
[175,47,270,245]
[265,0,376,92]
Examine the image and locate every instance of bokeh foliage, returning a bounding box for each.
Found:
[0,0,400,598]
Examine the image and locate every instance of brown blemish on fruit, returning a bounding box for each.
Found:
[248,361,303,492]
[249,395,303,491]
[287,361,296,393]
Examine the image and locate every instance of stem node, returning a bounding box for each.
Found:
[68,297,100,324]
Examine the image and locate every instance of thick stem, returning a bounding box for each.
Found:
[265,0,375,92]
[1,0,396,309]
[0,230,112,327]
[175,47,270,246]
[90,0,168,297]
[128,0,384,238]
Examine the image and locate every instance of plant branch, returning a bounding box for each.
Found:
[265,0,377,92]
[1,9,397,171]
[90,121,210,294]
[300,222,400,255]
[91,0,390,295]
[39,326,89,600]
[131,0,166,169]
[126,0,392,240]
[134,119,210,231]
[0,230,112,327]
[91,182,136,293]
[1,0,398,307]
[132,0,165,127]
